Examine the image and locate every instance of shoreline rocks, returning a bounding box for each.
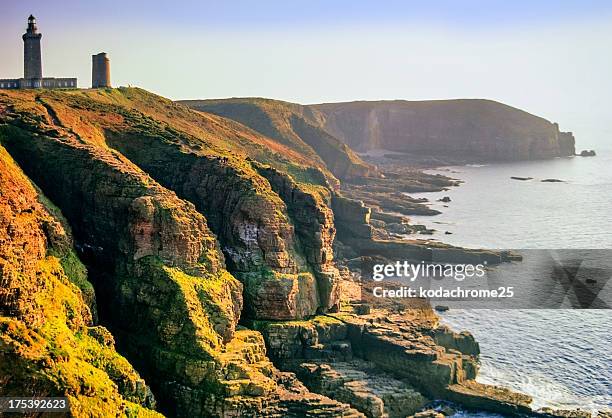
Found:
[252,311,534,417]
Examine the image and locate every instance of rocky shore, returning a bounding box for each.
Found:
[322,152,602,417]
[250,309,537,418]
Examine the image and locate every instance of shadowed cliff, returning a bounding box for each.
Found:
[189,98,576,162]
[0,144,161,416]
[309,99,576,160]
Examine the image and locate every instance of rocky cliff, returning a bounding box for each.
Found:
[0,88,553,417]
[309,99,576,161]
[0,89,359,416]
[0,144,160,416]
[183,98,576,163]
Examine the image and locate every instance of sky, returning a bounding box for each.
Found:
[1,0,611,147]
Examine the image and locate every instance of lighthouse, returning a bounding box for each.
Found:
[0,15,77,89]
[23,15,43,85]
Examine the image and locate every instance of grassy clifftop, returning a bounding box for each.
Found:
[180,97,377,181]
[66,88,335,187]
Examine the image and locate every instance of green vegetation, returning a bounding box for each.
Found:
[0,258,160,417]
[65,87,332,186]
[251,314,343,332]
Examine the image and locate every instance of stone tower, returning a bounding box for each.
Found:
[23,15,42,82]
[92,53,111,88]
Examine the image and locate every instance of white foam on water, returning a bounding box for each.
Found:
[477,362,599,412]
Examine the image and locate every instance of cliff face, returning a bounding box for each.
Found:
[255,164,341,311]
[0,145,160,416]
[31,89,340,320]
[0,88,355,416]
[0,96,248,415]
[180,98,377,180]
[309,99,575,160]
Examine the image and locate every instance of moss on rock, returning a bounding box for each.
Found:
[0,144,160,416]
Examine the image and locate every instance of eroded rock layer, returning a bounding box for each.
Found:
[104,131,319,320]
[254,312,533,417]
[255,164,341,312]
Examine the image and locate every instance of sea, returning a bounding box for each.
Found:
[406,149,612,415]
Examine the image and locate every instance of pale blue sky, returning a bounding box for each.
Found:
[1,1,611,147]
